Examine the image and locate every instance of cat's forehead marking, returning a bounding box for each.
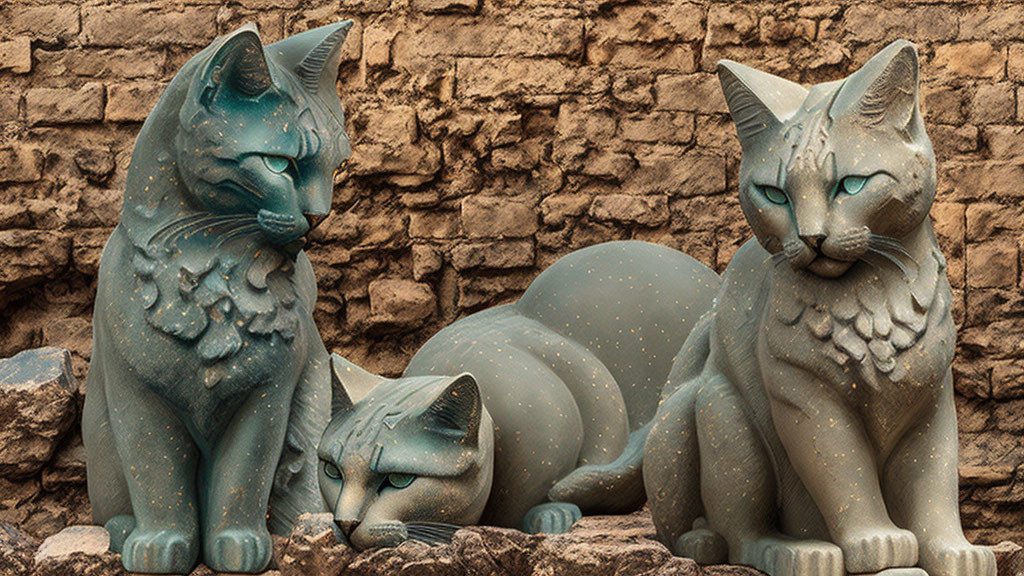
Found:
[778,86,841,187]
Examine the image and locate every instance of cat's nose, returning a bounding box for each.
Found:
[304,212,328,232]
[799,233,826,251]
[336,518,360,538]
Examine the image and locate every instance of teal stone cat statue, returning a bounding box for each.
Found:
[643,41,996,576]
[82,22,353,574]
[317,241,720,549]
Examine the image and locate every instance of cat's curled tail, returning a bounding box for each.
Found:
[550,311,715,518]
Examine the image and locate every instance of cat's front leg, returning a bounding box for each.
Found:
[765,367,917,574]
[202,382,293,573]
[883,371,996,576]
[106,368,201,574]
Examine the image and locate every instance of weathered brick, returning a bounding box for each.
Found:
[619,111,694,144]
[969,84,1015,125]
[81,4,218,47]
[0,4,79,42]
[841,5,957,43]
[450,240,534,270]
[655,73,727,114]
[983,126,1024,161]
[25,84,105,125]
[588,43,695,72]
[33,48,165,80]
[368,279,436,328]
[461,196,537,238]
[0,146,43,183]
[589,195,669,227]
[627,151,727,196]
[932,42,1005,79]
[966,238,1018,289]
[705,5,758,47]
[411,0,480,14]
[105,82,165,123]
[457,58,609,98]
[591,4,704,45]
[411,245,443,280]
[959,6,1024,41]
[1010,44,1024,82]
[409,211,460,239]
[0,38,31,75]
[581,150,635,179]
[393,17,582,62]
[556,102,616,142]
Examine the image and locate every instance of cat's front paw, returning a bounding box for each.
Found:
[204,527,272,573]
[121,527,199,573]
[674,526,728,564]
[838,527,917,573]
[743,536,843,576]
[522,502,582,534]
[919,539,996,576]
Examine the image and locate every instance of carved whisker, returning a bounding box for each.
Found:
[868,234,916,264]
[404,522,460,546]
[165,215,259,246]
[147,214,239,246]
[215,224,263,248]
[865,247,911,279]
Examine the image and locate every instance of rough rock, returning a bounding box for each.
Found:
[0,522,37,575]
[0,348,78,479]
[32,525,124,576]
[368,279,436,329]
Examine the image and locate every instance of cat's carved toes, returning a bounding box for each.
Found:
[121,527,199,574]
[742,537,843,576]
[204,527,272,573]
[675,527,728,564]
[919,540,996,576]
[522,502,582,534]
[839,527,917,573]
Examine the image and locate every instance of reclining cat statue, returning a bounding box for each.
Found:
[320,240,719,549]
[643,40,996,576]
[82,22,353,574]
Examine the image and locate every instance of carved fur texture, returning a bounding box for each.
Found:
[644,40,996,576]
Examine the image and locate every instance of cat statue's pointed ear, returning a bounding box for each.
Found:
[717,60,808,149]
[199,23,273,102]
[422,374,482,446]
[329,353,384,416]
[269,21,353,96]
[830,39,919,133]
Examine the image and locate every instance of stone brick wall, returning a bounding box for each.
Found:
[1,0,1023,542]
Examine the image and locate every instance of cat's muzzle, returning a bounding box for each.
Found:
[257,209,311,247]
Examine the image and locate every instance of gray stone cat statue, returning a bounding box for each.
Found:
[319,241,720,549]
[643,40,996,576]
[82,22,353,574]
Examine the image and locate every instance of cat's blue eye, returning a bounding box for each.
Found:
[758,185,788,205]
[323,461,343,480]
[262,155,293,174]
[385,473,416,490]
[839,175,867,196]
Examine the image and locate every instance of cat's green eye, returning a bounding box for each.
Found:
[385,473,416,490]
[839,176,867,196]
[323,461,343,480]
[262,154,293,174]
[758,185,788,205]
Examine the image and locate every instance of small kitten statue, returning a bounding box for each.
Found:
[82,22,353,574]
[319,241,720,549]
[644,41,996,576]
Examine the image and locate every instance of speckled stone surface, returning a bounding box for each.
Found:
[321,241,721,548]
[80,21,355,574]
[644,41,995,576]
